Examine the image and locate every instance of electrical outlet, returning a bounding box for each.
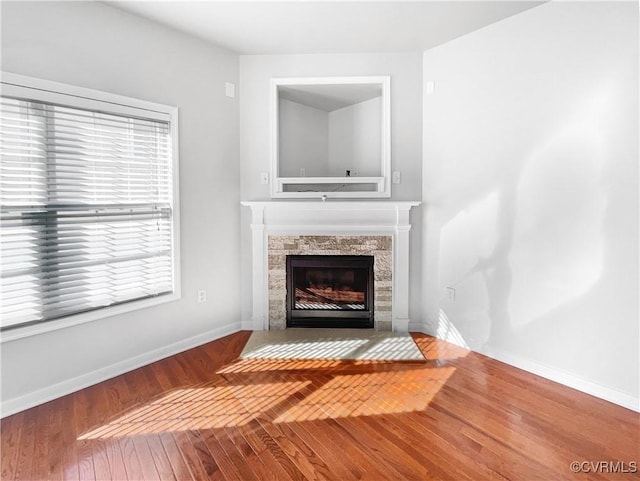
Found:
[260,172,269,185]
[446,287,455,302]
[392,171,401,184]
[197,290,207,303]
[300,168,305,177]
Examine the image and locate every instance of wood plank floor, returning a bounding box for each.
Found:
[1,331,638,480]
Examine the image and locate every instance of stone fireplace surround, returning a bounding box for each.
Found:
[242,201,420,332]
[269,235,391,330]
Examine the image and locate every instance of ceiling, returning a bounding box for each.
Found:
[107,1,545,55]
[279,83,382,111]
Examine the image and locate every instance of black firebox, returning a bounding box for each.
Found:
[286,255,374,328]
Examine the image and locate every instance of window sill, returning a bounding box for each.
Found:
[0,292,181,343]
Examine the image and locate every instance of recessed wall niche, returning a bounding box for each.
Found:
[270,76,391,198]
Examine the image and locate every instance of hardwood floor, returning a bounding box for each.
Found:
[1,331,638,480]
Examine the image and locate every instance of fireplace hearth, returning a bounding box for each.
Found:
[286,255,374,328]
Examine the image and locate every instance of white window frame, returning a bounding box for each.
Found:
[0,72,181,342]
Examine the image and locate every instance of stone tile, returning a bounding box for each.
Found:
[379,237,392,250]
[268,281,285,291]
[269,294,286,304]
[375,273,392,282]
[268,255,285,269]
[270,319,286,330]
[268,238,285,250]
[375,321,392,331]
[266,234,394,331]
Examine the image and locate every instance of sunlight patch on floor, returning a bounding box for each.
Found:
[240,329,426,361]
[412,327,470,362]
[78,362,455,439]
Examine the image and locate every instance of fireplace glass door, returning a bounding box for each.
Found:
[286,255,374,328]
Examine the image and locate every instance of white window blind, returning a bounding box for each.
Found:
[1,89,176,331]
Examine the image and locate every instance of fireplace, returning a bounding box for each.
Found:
[241,201,421,331]
[286,255,374,328]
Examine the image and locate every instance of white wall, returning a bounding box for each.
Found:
[279,99,329,177]
[240,53,422,201]
[328,97,382,177]
[1,1,241,414]
[239,53,423,326]
[279,95,382,179]
[421,1,638,409]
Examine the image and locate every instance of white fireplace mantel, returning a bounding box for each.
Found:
[241,200,421,332]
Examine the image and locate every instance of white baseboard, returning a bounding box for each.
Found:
[394,317,410,332]
[481,346,639,413]
[241,319,258,330]
[1,322,242,418]
[409,324,639,413]
[409,321,434,334]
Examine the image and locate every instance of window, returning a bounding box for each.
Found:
[0,74,180,338]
